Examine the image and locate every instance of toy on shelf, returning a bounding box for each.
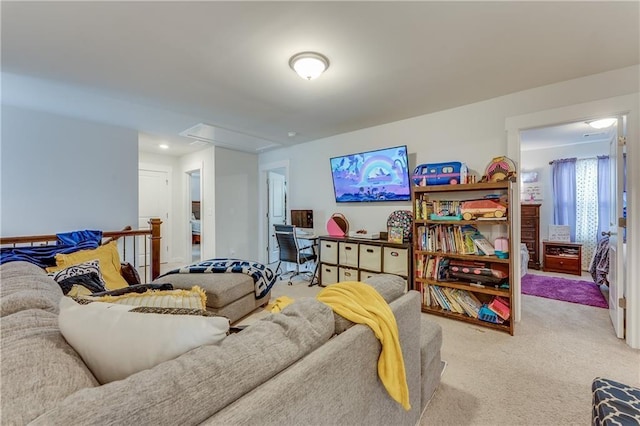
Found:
[412,162,468,186]
[460,199,507,220]
[481,156,516,183]
[327,213,349,237]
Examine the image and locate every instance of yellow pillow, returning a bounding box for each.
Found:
[48,241,128,290]
[79,286,207,310]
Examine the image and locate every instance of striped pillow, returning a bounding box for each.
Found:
[78,286,207,310]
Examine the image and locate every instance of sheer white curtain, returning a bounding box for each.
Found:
[575,158,598,270]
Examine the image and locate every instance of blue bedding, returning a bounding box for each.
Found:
[0,230,103,268]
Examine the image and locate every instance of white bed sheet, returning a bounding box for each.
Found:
[191,219,201,235]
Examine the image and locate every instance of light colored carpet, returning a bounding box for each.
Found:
[420,294,640,425]
[225,272,640,425]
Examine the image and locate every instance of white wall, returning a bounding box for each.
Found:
[190,173,201,202]
[214,147,259,260]
[140,148,216,263]
[139,151,181,262]
[521,140,608,243]
[179,148,216,261]
[1,105,138,235]
[259,65,639,244]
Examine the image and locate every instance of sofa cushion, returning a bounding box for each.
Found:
[332,274,406,334]
[33,298,334,425]
[153,272,254,308]
[48,241,128,290]
[1,309,99,425]
[58,297,229,384]
[1,262,62,317]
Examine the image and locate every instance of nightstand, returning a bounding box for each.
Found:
[542,241,582,275]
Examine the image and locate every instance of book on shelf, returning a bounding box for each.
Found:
[488,296,510,320]
[424,285,483,319]
[472,236,495,255]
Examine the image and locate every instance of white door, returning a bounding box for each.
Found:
[607,123,626,339]
[268,171,286,264]
[139,169,170,265]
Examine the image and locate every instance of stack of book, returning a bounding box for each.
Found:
[421,286,483,318]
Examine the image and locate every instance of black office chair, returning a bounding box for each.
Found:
[274,224,317,285]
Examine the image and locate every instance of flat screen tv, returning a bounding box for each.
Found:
[330,145,411,203]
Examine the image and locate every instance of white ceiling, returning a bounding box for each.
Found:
[520,120,618,152]
[2,1,639,156]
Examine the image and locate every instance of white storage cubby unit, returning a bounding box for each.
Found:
[318,236,411,288]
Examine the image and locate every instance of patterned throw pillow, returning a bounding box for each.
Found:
[49,260,107,295]
[58,297,230,384]
[48,241,129,290]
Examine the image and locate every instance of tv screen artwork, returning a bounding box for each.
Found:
[330,145,411,203]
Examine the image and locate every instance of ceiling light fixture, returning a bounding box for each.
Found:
[159,144,169,150]
[289,51,329,80]
[588,118,616,129]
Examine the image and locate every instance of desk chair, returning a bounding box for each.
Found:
[274,224,317,285]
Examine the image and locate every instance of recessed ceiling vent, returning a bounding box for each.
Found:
[179,123,281,153]
[583,132,606,138]
[180,123,218,143]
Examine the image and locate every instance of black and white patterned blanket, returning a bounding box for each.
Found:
[159,258,276,299]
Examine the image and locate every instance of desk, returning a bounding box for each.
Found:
[297,234,319,286]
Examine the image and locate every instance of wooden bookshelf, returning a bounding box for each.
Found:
[412,181,515,335]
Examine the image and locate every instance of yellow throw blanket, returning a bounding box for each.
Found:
[317,282,411,410]
[267,296,295,313]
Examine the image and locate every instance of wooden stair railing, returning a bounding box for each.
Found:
[0,218,163,281]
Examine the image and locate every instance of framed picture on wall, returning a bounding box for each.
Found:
[521,170,539,183]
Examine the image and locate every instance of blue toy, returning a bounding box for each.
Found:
[413,162,468,186]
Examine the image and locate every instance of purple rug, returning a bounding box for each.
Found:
[521,274,608,308]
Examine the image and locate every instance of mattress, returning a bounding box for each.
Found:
[191,219,201,235]
[520,243,529,277]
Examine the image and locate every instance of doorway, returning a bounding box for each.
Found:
[188,169,201,263]
[267,169,287,264]
[138,165,171,266]
[519,118,615,272]
[258,160,290,265]
[506,95,637,348]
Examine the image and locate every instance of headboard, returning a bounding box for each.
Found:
[192,201,201,220]
[0,218,163,282]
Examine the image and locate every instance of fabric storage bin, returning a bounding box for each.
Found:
[321,264,338,286]
[359,244,382,272]
[383,247,409,275]
[359,270,379,281]
[339,267,358,282]
[338,242,358,268]
[320,240,338,264]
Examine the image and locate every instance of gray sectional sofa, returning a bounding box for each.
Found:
[1,261,443,425]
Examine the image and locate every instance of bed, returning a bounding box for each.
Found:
[191,201,201,244]
[520,243,530,277]
[0,219,163,283]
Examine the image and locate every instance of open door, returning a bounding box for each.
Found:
[267,171,286,264]
[607,118,626,339]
